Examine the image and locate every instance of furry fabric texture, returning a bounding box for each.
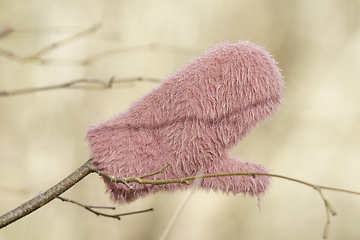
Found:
[86,40,284,204]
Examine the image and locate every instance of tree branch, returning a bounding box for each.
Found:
[0,159,94,228]
[1,159,359,239]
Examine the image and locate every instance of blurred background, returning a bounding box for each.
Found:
[0,0,360,239]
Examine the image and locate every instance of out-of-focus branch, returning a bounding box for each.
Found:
[0,24,200,65]
[28,24,101,60]
[0,24,101,64]
[5,26,121,42]
[0,43,200,66]
[0,77,161,97]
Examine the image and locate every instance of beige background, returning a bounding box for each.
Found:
[1,1,360,239]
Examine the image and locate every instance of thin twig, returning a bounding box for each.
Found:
[95,171,135,190]
[57,196,116,210]
[138,163,172,179]
[315,188,331,239]
[0,77,161,97]
[28,24,101,60]
[57,196,153,220]
[98,164,360,239]
[94,163,172,190]
[122,171,360,196]
[0,24,101,63]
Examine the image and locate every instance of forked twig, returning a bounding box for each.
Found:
[57,196,153,220]
[29,24,101,60]
[132,163,171,180]
[95,164,172,190]
[315,187,337,238]
[0,24,101,63]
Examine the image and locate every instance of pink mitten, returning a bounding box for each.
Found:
[87,41,284,204]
